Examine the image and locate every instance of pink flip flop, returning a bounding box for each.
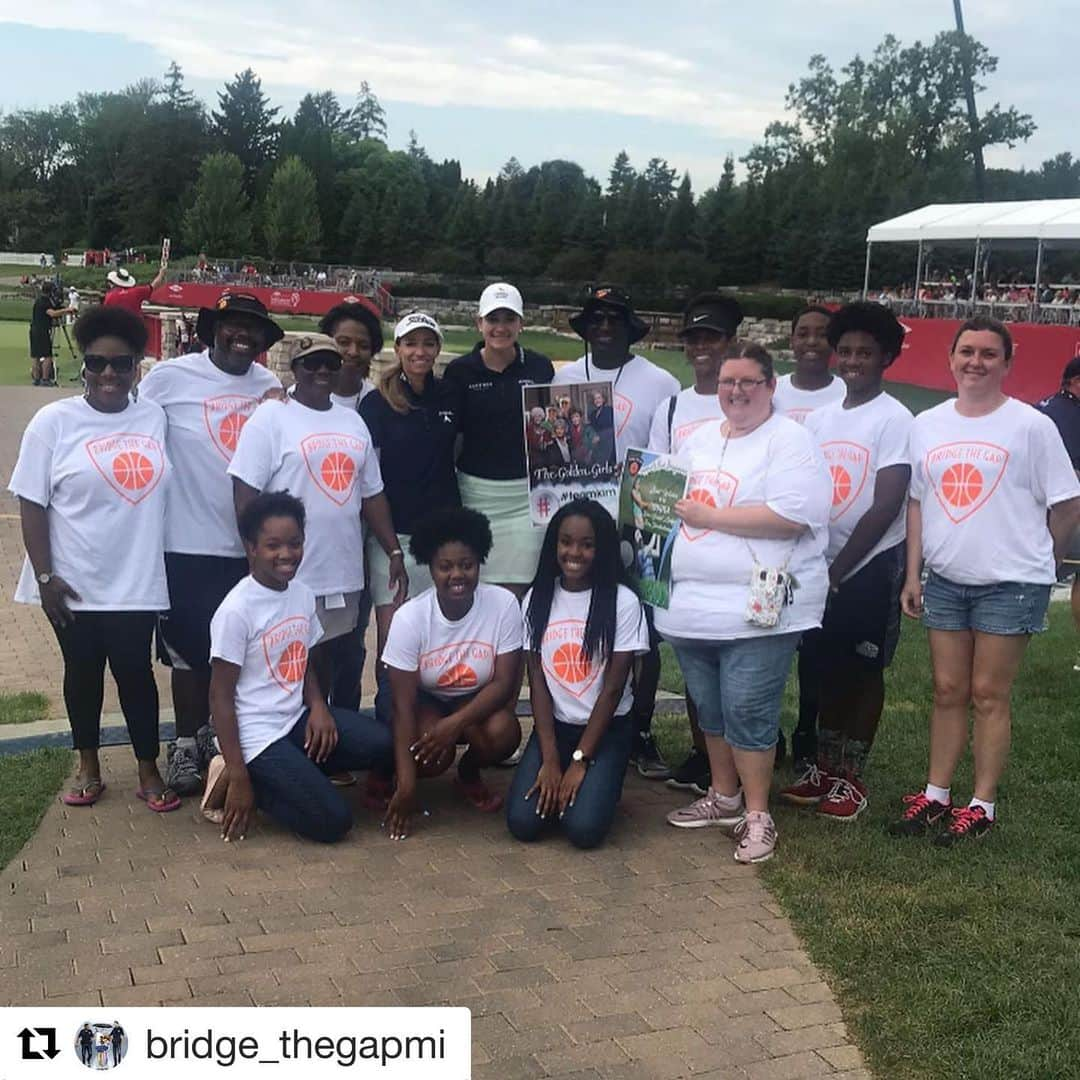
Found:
[62,779,105,806]
[136,786,182,813]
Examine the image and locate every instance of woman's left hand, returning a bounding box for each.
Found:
[304,704,339,763]
[412,717,459,769]
[674,497,717,531]
[557,760,588,815]
[388,554,408,607]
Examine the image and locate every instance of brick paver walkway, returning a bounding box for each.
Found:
[1,386,868,1079]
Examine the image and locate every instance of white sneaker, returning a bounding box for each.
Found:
[666,788,744,829]
[733,810,778,863]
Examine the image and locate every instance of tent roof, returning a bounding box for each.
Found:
[866,200,1080,244]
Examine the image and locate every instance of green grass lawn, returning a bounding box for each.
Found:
[0,748,71,871]
[654,607,1080,1080]
[0,691,49,725]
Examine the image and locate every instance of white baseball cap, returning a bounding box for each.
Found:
[393,311,443,343]
[478,282,524,318]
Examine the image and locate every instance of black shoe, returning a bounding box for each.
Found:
[888,791,953,837]
[631,733,671,780]
[666,748,711,795]
[933,805,993,846]
[32,378,41,386]
[774,730,787,770]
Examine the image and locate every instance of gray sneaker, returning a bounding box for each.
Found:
[166,741,204,796]
[733,810,778,863]
[666,788,744,829]
[195,724,218,769]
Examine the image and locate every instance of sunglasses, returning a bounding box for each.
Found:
[298,352,343,372]
[83,354,136,374]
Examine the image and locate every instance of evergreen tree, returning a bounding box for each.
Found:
[182,152,252,253]
[262,156,321,260]
[211,68,279,193]
[660,173,697,251]
[347,82,387,142]
[163,62,195,111]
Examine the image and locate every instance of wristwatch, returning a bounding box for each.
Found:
[388,548,404,559]
[571,748,593,767]
[37,571,53,586]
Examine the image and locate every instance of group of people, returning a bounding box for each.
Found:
[11,273,1080,863]
[525,389,614,472]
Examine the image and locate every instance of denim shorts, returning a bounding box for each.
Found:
[922,570,1050,636]
[665,632,800,751]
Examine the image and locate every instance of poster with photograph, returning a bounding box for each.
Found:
[523,380,620,526]
[617,447,688,608]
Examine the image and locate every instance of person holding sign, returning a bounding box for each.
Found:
[780,303,913,821]
[10,306,176,811]
[890,317,1080,845]
[508,499,649,848]
[656,344,831,864]
[555,286,679,779]
[382,508,523,840]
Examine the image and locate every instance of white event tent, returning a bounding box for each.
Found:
[862,199,1080,299]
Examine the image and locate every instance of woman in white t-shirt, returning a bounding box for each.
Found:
[507,500,649,849]
[781,303,913,822]
[9,306,177,811]
[654,344,831,864]
[229,335,406,709]
[382,508,523,839]
[205,491,393,843]
[891,317,1080,845]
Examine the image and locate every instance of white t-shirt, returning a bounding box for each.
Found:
[772,374,846,425]
[9,396,170,611]
[909,397,1080,586]
[805,392,913,580]
[138,352,282,557]
[382,583,522,700]
[648,386,724,455]
[654,412,831,641]
[554,354,680,459]
[209,575,324,764]
[523,583,648,726]
[331,380,376,411]
[228,400,382,596]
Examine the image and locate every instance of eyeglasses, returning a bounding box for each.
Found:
[83,354,136,374]
[717,377,768,392]
[298,352,343,372]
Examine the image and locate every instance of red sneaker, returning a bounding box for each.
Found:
[778,764,832,807]
[816,775,868,821]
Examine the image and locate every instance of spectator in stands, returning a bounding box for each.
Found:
[103,260,167,315]
[892,318,1080,845]
[1036,355,1080,671]
[443,284,554,597]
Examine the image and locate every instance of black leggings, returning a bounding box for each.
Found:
[52,611,160,761]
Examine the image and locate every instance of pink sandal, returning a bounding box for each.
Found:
[62,779,105,806]
[136,785,182,813]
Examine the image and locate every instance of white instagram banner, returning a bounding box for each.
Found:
[1,1008,471,1079]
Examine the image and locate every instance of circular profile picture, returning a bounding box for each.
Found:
[74,1021,127,1070]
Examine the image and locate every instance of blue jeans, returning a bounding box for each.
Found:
[325,591,372,711]
[245,706,393,843]
[666,633,801,751]
[506,714,634,850]
[922,571,1050,635]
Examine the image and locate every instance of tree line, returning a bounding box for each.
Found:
[1,31,1077,291]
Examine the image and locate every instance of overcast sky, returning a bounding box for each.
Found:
[0,1,1073,192]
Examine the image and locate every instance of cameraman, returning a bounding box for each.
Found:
[29,282,75,387]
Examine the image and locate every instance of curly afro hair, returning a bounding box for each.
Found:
[826,302,905,364]
[408,506,493,567]
[238,490,306,545]
[73,305,148,354]
[318,302,384,355]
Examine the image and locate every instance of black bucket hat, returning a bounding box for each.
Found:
[678,293,743,338]
[195,291,285,348]
[569,285,650,345]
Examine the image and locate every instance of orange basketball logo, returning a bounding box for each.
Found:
[940,462,983,508]
[687,487,717,508]
[552,643,591,684]
[320,452,356,493]
[112,451,155,491]
[276,641,307,684]
[830,465,852,507]
[437,663,478,690]
[219,411,247,452]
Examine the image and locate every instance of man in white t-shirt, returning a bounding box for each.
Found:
[781,303,913,820]
[139,291,284,796]
[773,305,846,771]
[648,292,743,795]
[554,286,679,779]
